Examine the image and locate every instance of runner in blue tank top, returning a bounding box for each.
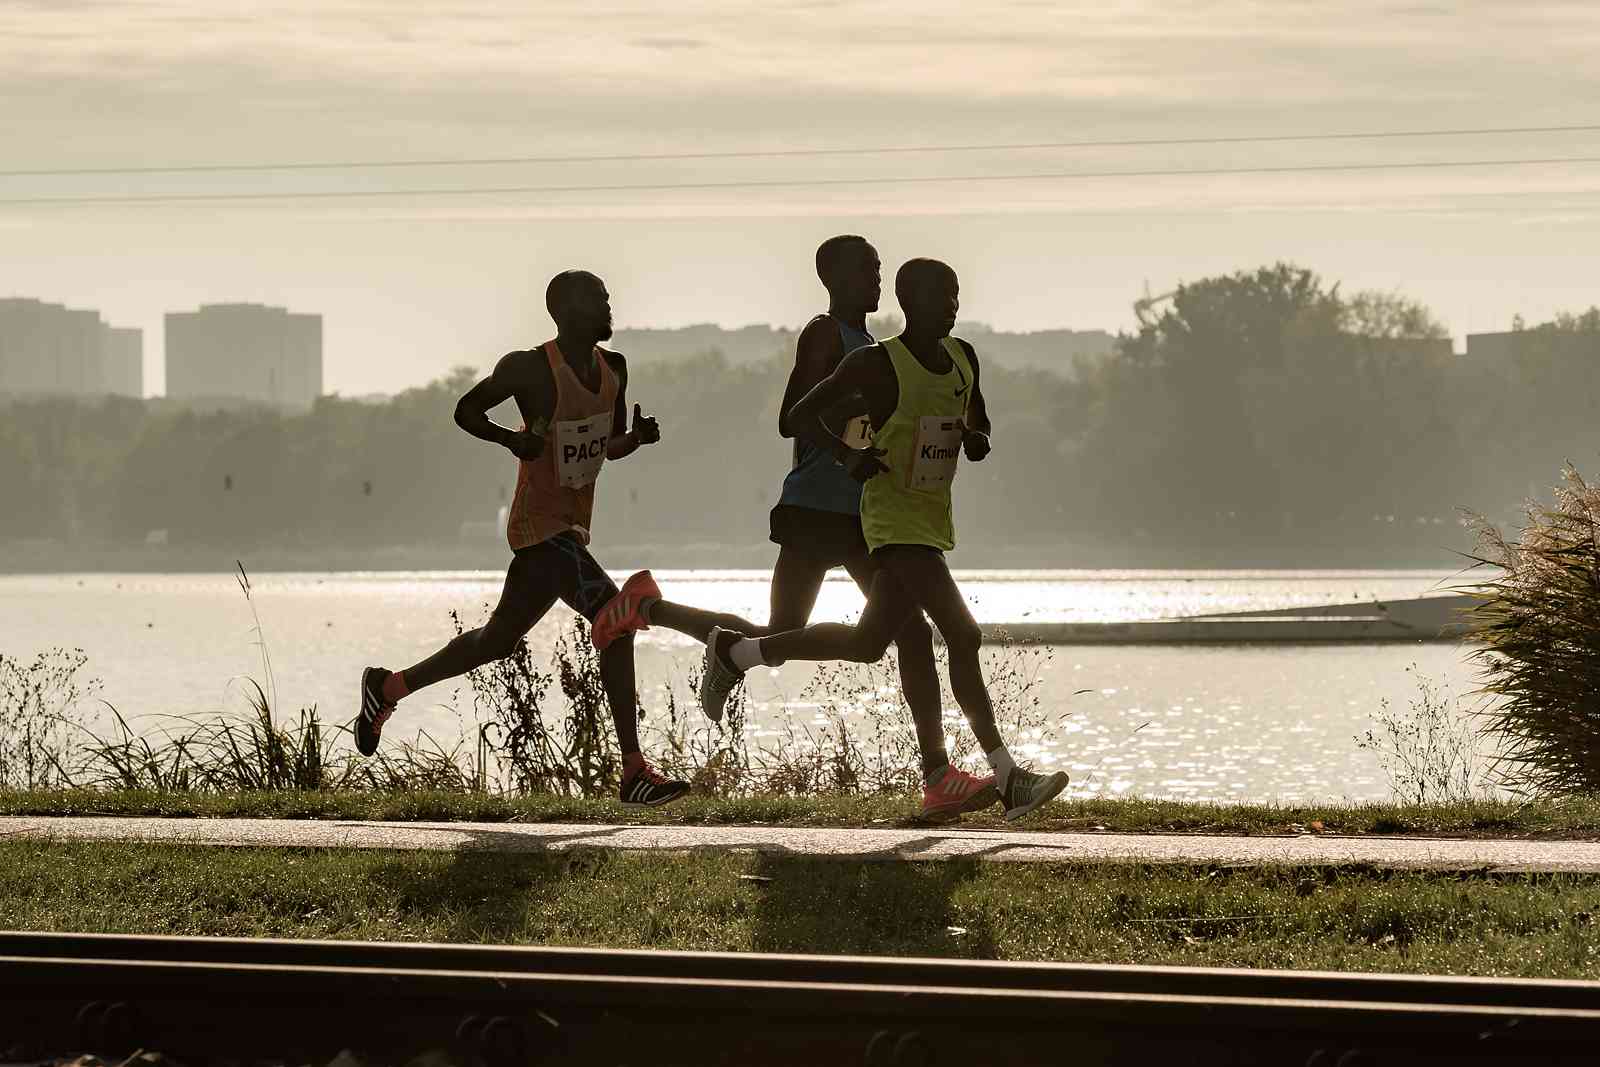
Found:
[764,236,999,821]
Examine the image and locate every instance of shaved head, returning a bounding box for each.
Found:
[546,270,601,318]
[895,258,957,304]
[815,235,870,289]
[544,269,612,339]
[895,257,960,335]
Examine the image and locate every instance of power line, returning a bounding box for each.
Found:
[3,122,1600,179]
[3,154,1600,207]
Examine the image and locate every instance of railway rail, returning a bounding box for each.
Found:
[3,931,1598,1065]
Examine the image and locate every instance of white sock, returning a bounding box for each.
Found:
[985,745,1016,790]
[729,637,766,671]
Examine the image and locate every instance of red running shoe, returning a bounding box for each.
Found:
[591,569,661,651]
[920,766,999,823]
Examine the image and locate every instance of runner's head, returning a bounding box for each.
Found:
[815,235,881,314]
[895,258,959,336]
[546,270,613,341]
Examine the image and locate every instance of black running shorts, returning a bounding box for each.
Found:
[768,503,869,566]
[487,530,621,636]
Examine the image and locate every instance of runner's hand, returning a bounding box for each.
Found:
[504,429,545,461]
[632,403,661,445]
[843,445,890,482]
[957,420,991,462]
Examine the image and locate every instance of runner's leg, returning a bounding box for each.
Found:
[640,596,767,642]
[742,565,920,666]
[393,550,555,694]
[540,533,691,805]
[768,545,831,632]
[596,540,827,649]
[868,547,1003,753]
[867,546,1067,820]
[612,537,835,643]
[358,549,556,754]
[840,552,948,779]
[541,533,646,756]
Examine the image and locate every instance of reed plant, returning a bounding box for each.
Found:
[1468,465,1600,795]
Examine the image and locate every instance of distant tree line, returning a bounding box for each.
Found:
[3,262,1597,566]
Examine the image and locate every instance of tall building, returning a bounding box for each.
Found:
[103,327,143,397]
[165,302,323,412]
[0,297,144,398]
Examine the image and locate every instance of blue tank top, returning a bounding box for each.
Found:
[776,315,876,516]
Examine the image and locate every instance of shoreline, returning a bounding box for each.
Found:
[0,539,1467,575]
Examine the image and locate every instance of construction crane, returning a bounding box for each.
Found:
[1134,280,1177,328]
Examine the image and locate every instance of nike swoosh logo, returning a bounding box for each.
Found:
[953,386,969,397]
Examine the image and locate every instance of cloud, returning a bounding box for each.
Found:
[630,36,709,51]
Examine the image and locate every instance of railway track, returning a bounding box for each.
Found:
[3,931,1596,1065]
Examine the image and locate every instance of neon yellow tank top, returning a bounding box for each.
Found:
[860,335,974,552]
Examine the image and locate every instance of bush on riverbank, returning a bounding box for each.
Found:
[1355,666,1483,805]
[1471,465,1600,795]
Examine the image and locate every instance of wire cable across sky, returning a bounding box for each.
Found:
[2,122,1599,179]
[4,154,1600,207]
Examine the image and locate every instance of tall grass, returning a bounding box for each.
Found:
[1468,464,1600,795]
[3,608,1060,801]
[1,554,1071,799]
[452,611,1059,799]
[456,611,620,797]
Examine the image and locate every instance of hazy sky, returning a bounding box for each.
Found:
[3,0,1599,395]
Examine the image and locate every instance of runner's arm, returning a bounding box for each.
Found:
[454,352,550,460]
[789,345,891,481]
[778,316,845,438]
[603,352,657,461]
[956,339,992,462]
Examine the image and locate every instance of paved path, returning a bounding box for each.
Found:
[3,816,1599,873]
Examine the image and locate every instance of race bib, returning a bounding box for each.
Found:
[907,416,962,491]
[841,415,874,450]
[554,412,611,489]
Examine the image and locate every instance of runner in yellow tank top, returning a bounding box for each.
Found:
[694,258,1071,822]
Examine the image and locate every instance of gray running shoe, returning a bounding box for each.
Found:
[699,626,746,724]
[1000,766,1070,822]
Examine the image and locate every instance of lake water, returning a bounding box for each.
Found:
[0,569,1486,803]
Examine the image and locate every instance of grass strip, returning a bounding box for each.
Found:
[3,789,1600,839]
[2,840,1598,978]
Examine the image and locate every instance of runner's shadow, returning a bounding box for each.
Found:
[744,843,1013,960]
[390,823,632,851]
[360,826,634,945]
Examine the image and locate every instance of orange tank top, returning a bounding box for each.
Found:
[505,340,619,550]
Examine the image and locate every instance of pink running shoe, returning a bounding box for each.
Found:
[920,766,999,823]
[591,570,661,651]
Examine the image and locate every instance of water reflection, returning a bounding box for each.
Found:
[3,569,1484,803]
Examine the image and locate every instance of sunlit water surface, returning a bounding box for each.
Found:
[1,569,1484,802]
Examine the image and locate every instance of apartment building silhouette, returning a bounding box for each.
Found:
[0,297,142,398]
[165,302,322,412]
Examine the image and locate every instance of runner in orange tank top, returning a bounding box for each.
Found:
[504,337,618,551]
[352,270,762,808]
